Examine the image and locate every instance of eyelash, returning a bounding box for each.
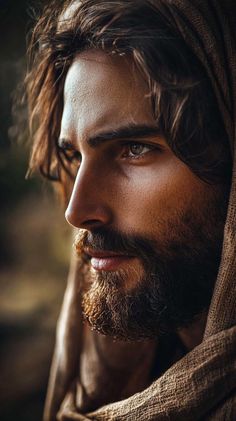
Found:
[60,148,81,163]
[121,142,156,160]
[59,141,159,166]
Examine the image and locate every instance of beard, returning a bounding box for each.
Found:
[74,205,225,342]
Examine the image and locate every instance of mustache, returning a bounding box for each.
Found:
[74,227,157,260]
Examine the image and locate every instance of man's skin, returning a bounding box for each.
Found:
[60,49,220,348]
[49,48,229,413]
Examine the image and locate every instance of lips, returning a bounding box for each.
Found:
[83,247,134,271]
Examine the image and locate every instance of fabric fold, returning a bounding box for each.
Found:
[43,1,236,420]
[58,325,236,420]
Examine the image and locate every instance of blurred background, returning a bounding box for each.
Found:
[0,1,71,420]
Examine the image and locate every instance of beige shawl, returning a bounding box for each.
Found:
[43,1,236,420]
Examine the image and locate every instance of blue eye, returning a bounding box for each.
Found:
[123,143,154,158]
[129,143,150,156]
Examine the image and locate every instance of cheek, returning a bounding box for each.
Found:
[110,160,208,238]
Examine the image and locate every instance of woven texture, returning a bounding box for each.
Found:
[44,1,236,420]
[58,326,236,420]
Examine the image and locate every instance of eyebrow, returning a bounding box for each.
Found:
[58,124,162,149]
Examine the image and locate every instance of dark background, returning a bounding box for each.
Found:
[0,1,71,420]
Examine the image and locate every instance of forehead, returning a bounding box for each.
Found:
[61,50,154,141]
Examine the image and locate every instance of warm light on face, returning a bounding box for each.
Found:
[59,50,227,339]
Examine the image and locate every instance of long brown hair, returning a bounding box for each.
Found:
[25,0,231,198]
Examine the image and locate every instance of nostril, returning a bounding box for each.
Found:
[81,219,104,229]
[65,186,113,228]
[65,205,111,229]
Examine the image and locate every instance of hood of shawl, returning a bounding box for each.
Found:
[155,0,236,337]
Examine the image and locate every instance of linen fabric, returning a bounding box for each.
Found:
[44,1,236,420]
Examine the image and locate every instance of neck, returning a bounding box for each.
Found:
[176,311,207,351]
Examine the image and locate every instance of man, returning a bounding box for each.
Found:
[25,0,236,419]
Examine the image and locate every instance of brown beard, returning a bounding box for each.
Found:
[74,201,225,341]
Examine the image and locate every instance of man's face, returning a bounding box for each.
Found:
[60,50,227,340]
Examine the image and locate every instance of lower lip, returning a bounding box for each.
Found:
[91,256,134,271]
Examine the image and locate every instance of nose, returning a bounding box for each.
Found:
[65,163,112,230]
